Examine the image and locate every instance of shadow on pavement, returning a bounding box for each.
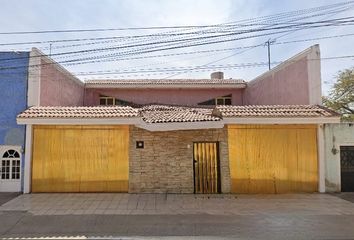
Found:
[331,192,354,203]
[0,193,21,206]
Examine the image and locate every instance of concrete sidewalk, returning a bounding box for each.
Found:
[1,193,354,215]
[0,193,354,239]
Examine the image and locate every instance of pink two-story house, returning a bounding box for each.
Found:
[16,45,341,195]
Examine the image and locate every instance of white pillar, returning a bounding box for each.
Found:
[27,49,41,107]
[317,124,325,193]
[24,124,33,193]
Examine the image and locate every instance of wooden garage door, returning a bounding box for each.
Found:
[32,125,129,192]
[228,125,318,193]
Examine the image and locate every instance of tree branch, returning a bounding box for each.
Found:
[342,105,354,113]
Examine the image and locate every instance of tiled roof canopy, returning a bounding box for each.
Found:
[85,79,246,88]
[141,105,219,123]
[216,105,339,118]
[17,106,139,119]
[17,105,339,123]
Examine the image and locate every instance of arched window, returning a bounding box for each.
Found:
[1,149,21,180]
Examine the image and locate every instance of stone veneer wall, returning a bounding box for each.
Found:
[129,126,230,193]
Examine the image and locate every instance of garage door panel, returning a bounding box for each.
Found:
[296,128,318,192]
[32,126,129,193]
[228,125,318,193]
[229,127,248,193]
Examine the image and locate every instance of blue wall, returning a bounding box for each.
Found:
[0,52,29,149]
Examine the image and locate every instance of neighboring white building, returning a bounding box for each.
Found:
[324,123,354,192]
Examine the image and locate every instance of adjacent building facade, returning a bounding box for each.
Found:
[0,52,29,191]
[0,48,84,192]
[324,123,354,192]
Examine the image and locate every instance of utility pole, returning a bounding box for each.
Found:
[49,43,52,57]
[265,39,275,70]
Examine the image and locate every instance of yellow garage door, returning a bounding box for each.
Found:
[228,125,318,193]
[32,125,129,192]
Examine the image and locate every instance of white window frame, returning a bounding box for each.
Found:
[0,145,22,192]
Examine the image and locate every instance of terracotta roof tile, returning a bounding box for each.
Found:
[17,106,139,119]
[85,78,245,86]
[216,105,339,118]
[140,105,220,123]
[17,105,339,122]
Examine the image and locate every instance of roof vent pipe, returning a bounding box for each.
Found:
[210,71,224,79]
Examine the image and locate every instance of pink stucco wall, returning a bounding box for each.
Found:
[40,59,84,106]
[84,88,244,106]
[36,46,320,107]
[243,56,310,105]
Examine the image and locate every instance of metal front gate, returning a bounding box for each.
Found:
[341,146,354,192]
[193,142,220,194]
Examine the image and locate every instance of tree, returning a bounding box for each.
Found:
[323,67,354,121]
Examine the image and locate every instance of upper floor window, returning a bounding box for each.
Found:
[99,96,116,105]
[215,96,232,105]
[99,95,135,106]
[198,94,232,106]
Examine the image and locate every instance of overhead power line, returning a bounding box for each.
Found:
[68,55,354,76]
[0,1,350,67]
[0,0,352,46]
[1,54,353,77]
[162,44,260,79]
[1,25,354,72]
[49,32,354,66]
[1,0,352,35]
[0,16,354,64]
[0,1,354,73]
[0,25,228,35]
[0,1,351,62]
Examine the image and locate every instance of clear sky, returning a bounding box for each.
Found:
[0,0,354,95]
